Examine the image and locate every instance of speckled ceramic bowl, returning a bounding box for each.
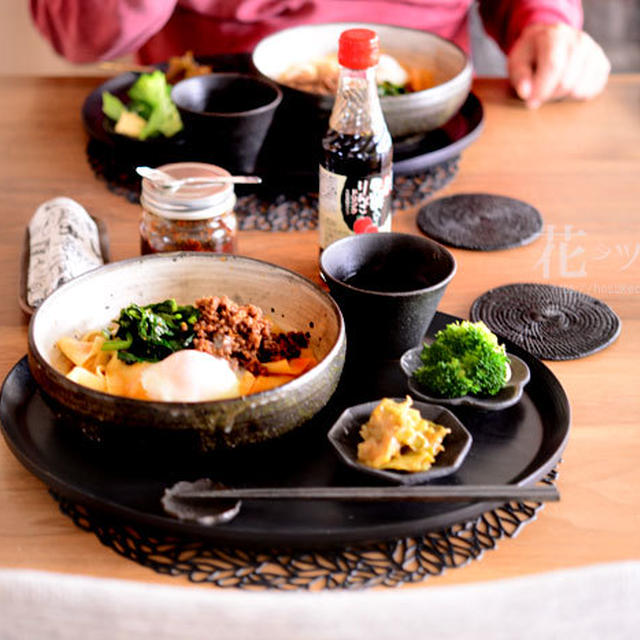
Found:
[252,22,472,137]
[28,253,345,452]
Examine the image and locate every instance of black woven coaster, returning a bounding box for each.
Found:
[50,467,557,590]
[86,139,458,232]
[470,284,621,360]
[417,193,543,250]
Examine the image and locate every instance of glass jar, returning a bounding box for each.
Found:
[140,162,237,254]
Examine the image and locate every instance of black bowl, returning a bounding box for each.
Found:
[171,73,283,174]
[320,233,456,360]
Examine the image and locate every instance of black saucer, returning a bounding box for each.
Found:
[81,54,484,192]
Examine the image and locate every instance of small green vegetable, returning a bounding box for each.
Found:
[101,91,126,121]
[413,321,510,398]
[102,299,199,364]
[377,81,408,97]
[102,70,183,140]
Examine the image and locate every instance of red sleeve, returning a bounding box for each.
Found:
[30,0,178,62]
[479,0,584,53]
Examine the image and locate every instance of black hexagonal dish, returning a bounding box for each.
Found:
[327,398,472,485]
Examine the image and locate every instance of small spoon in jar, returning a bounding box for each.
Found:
[136,166,262,193]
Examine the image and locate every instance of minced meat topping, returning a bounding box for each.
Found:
[193,295,309,375]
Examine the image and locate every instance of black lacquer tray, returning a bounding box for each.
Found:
[81,54,483,190]
[0,312,569,549]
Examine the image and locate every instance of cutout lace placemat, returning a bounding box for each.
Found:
[51,468,557,590]
[86,139,459,231]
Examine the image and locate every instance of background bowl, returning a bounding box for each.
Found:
[171,73,282,174]
[252,22,472,138]
[320,232,456,360]
[28,253,345,452]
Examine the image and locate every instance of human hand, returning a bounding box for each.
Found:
[507,23,611,109]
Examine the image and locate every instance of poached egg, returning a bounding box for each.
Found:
[141,350,240,402]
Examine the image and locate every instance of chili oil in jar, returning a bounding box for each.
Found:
[140,162,237,254]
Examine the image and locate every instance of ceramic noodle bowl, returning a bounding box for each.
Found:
[27,253,346,452]
[252,22,472,138]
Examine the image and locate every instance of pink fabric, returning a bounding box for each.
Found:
[479,0,583,52]
[30,0,583,64]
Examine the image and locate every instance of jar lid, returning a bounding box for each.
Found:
[141,162,236,221]
[338,29,380,70]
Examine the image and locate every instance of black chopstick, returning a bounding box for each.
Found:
[171,484,559,503]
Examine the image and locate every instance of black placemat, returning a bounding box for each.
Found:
[52,466,557,590]
[87,140,458,231]
[470,283,621,360]
[417,193,543,250]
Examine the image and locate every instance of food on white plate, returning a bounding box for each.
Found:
[56,296,317,401]
[357,396,450,472]
[278,52,434,96]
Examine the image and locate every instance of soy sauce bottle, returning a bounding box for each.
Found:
[318,28,393,251]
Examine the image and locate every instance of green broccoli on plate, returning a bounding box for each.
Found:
[413,321,511,398]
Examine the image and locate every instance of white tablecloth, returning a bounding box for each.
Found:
[1,561,639,639]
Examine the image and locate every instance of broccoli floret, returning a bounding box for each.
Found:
[102,70,183,141]
[413,321,510,397]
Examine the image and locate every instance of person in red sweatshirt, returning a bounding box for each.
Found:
[30,0,610,109]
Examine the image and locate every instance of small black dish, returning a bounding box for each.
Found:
[81,70,189,167]
[327,398,472,485]
[400,346,531,410]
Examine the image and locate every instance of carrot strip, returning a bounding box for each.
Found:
[250,375,295,393]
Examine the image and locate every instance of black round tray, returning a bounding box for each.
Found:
[0,312,569,549]
[81,54,483,191]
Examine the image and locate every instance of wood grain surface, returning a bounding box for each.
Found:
[0,76,638,589]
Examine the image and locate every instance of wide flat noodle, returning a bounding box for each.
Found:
[67,365,107,393]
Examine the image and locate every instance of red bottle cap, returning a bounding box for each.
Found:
[338,29,380,70]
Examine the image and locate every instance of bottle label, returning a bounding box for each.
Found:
[318,166,392,249]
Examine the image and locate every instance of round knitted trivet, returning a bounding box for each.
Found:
[470,283,621,360]
[86,139,458,232]
[417,193,543,250]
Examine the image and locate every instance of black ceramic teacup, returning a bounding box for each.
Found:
[171,73,282,174]
[320,232,456,360]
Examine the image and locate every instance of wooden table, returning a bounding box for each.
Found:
[0,75,638,589]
